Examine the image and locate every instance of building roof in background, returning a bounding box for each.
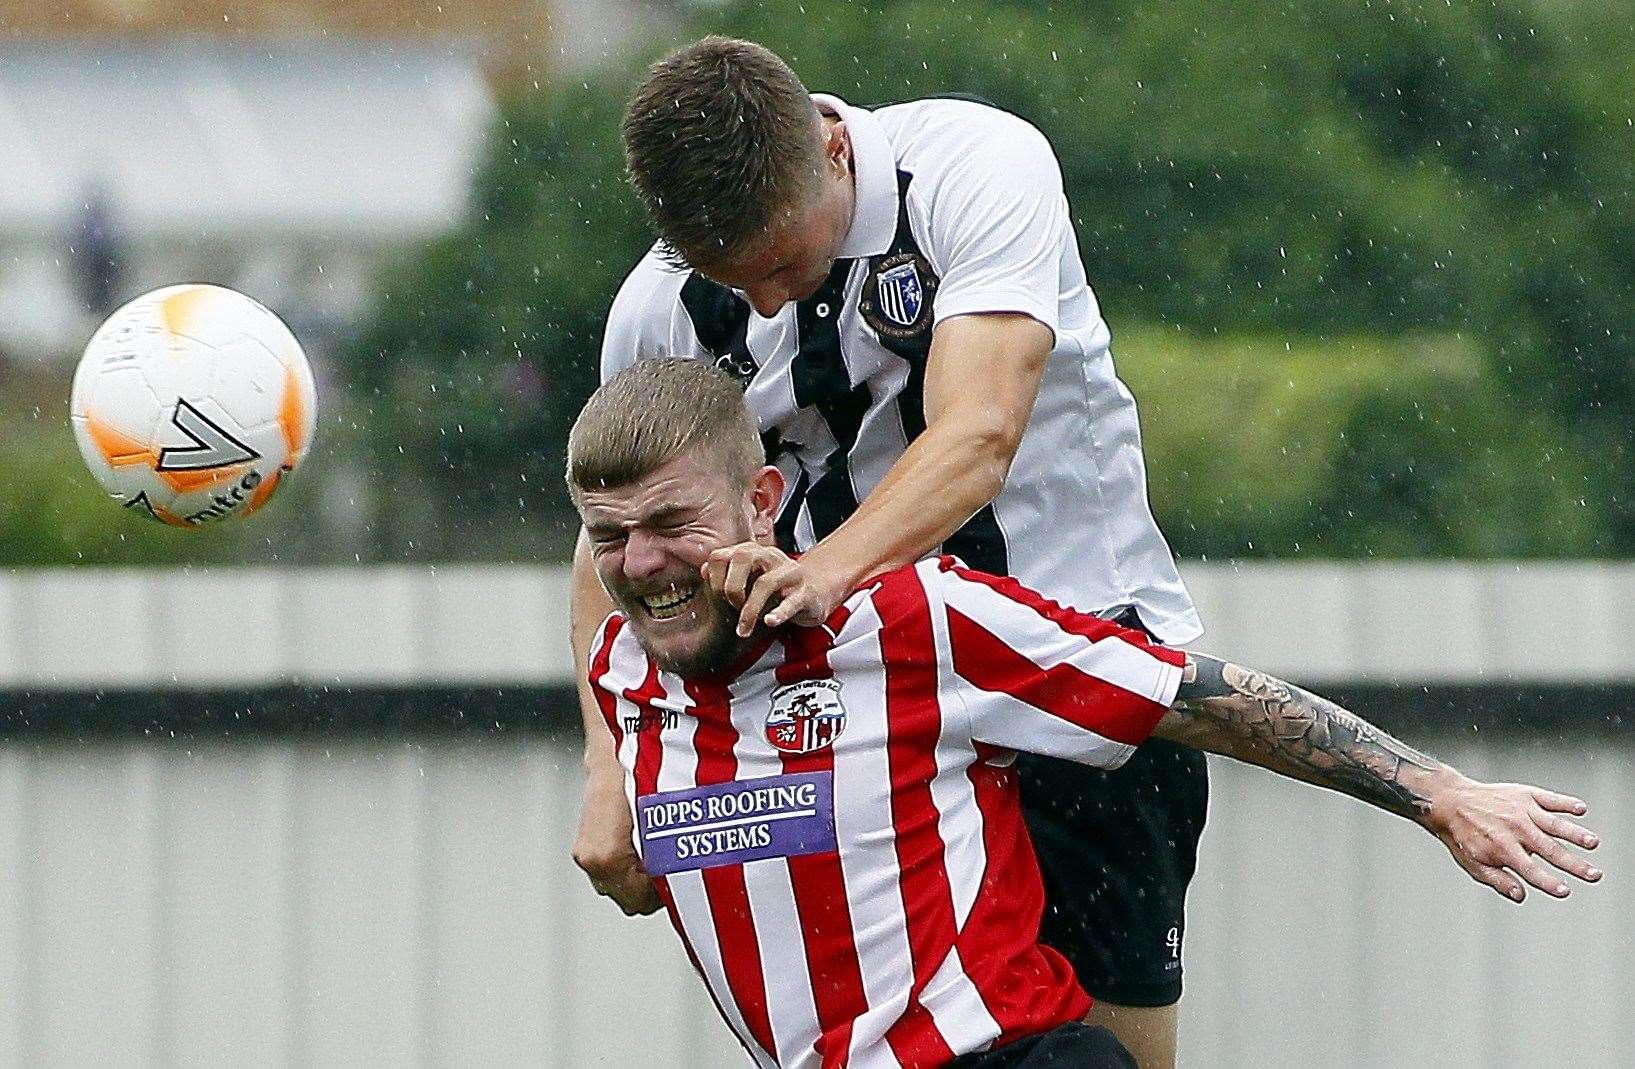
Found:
[0,39,495,240]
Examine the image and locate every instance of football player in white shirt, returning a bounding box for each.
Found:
[571,36,1201,1065]
[568,358,1602,1069]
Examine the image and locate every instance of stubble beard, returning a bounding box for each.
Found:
[637,588,750,678]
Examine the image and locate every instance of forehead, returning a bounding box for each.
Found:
[698,201,816,278]
[576,452,728,522]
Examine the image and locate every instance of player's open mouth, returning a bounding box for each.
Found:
[640,585,698,621]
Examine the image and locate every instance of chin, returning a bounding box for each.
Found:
[638,621,740,679]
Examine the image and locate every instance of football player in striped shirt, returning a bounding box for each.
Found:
[568,359,1602,1069]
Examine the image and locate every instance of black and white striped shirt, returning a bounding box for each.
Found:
[600,93,1201,643]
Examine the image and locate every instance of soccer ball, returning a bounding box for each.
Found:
[70,284,317,527]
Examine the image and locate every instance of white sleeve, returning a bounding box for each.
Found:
[599,247,678,385]
[930,558,1185,769]
[921,115,1070,337]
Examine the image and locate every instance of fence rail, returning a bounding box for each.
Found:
[5,560,1635,688]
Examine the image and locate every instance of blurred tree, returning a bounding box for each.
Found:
[334,0,1633,562]
[337,74,653,560]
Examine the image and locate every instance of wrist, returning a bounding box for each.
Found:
[1406,763,1470,827]
[798,539,873,593]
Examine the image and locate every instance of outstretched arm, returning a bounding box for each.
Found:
[708,313,1052,636]
[1152,654,1604,902]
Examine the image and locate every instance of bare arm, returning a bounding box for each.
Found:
[569,529,659,915]
[1153,653,1603,901]
[712,312,1052,632]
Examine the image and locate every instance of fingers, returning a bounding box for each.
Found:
[722,552,757,607]
[1535,811,1600,852]
[574,843,662,915]
[1525,831,1604,887]
[764,589,818,629]
[706,544,780,607]
[1531,788,1588,816]
[1450,846,1527,902]
[704,542,836,634]
[606,871,663,916]
[1506,848,1574,899]
[739,562,797,637]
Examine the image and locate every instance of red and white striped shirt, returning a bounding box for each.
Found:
[589,557,1186,1069]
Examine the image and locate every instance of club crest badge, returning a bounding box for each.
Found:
[860,252,938,339]
[765,679,846,754]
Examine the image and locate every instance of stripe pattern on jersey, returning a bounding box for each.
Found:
[586,558,1181,1067]
[872,170,1010,576]
[790,258,872,541]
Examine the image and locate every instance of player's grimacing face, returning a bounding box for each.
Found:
[577,451,781,677]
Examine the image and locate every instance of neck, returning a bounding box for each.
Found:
[694,624,771,682]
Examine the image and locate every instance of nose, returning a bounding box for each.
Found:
[621,529,668,583]
[746,284,787,318]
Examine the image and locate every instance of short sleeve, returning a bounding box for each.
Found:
[921,114,1069,337]
[934,558,1185,768]
[599,245,679,385]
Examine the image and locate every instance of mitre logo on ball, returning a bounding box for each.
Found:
[765,679,847,754]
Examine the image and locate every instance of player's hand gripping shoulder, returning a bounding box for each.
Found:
[703,542,852,636]
[1156,654,1605,903]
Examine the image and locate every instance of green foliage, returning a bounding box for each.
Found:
[339,0,1635,561]
[1117,328,1610,558]
[336,73,654,558]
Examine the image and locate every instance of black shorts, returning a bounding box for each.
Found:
[1016,611,1210,1008]
[949,1023,1136,1068]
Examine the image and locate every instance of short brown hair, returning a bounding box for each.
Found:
[567,359,765,495]
[622,36,823,268]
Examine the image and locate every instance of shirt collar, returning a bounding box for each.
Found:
[813,93,898,259]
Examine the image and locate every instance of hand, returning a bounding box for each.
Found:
[1419,772,1603,902]
[571,772,661,916]
[703,542,854,637]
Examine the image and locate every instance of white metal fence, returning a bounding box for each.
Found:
[0,735,1625,1068]
[0,563,1628,1068]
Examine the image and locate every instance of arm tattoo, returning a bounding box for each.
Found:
[1174,655,1445,819]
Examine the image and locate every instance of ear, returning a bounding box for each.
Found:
[824,120,850,174]
[748,464,786,544]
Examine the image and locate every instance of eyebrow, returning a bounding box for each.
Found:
[643,504,693,524]
[585,503,695,535]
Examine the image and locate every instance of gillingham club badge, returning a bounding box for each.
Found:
[860,252,938,339]
[765,679,847,754]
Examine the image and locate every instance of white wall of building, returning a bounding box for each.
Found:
[6,560,1635,689]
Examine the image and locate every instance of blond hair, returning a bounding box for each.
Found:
[567,359,764,494]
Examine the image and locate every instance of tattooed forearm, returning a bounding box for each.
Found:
[1171,655,1446,820]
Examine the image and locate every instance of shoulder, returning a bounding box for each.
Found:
[834,559,948,644]
[587,611,649,691]
[606,243,690,334]
[878,98,1059,191]
[601,244,695,379]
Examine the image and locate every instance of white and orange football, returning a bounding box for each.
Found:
[69,284,317,527]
